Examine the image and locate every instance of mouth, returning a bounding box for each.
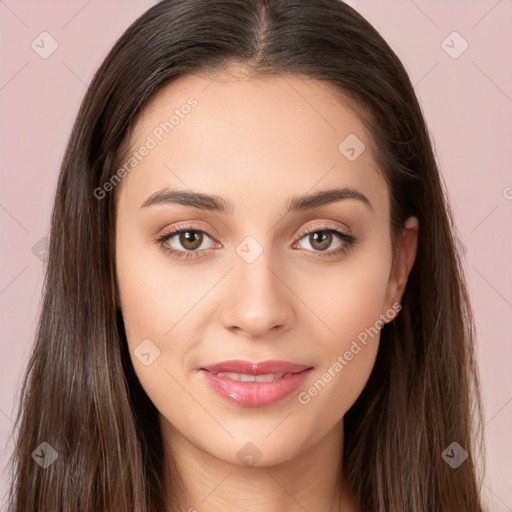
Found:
[204,371,300,382]
[198,360,314,407]
[199,358,312,375]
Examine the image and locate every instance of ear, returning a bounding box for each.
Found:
[382,216,419,320]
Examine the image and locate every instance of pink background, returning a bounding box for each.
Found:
[0,0,511,509]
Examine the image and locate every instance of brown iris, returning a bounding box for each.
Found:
[310,231,332,251]
[179,230,203,250]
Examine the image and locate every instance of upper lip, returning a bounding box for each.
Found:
[200,359,313,375]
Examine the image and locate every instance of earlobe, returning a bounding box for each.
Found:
[384,216,419,317]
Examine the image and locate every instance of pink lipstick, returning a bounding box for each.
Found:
[199,359,313,407]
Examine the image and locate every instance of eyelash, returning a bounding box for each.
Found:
[154,221,357,261]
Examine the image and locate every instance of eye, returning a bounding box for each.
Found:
[292,222,356,258]
[155,223,220,260]
[155,221,356,261]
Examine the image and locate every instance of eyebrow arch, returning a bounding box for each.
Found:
[140,186,373,213]
[288,187,373,212]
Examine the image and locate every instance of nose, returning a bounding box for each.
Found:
[220,249,295,339]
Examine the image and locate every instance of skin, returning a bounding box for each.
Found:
[114,65,418,512]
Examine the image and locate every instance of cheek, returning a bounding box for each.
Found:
[295,229,392,347]
[115,223,232,409]
[293,239,392,420]
[115,232,205,418]
[115,228,206,341]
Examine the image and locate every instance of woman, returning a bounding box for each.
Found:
[7,0,484,510]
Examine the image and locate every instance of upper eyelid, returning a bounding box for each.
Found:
[159,221,219,239]
[295,221,352,237]
[160,220,350,238]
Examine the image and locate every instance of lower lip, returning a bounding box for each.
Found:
[200,368,313,407]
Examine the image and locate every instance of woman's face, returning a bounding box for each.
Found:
[115,68,416,467]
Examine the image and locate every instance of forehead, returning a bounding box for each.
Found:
[116,67,388,216]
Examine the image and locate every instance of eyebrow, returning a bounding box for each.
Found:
[140,186,373,213]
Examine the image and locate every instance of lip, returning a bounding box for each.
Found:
[199,359,314,407]
[200,359,312,375]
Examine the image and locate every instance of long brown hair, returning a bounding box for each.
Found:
[7,0,485,510]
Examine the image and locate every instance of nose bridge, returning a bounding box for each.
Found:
[220,235,294,336]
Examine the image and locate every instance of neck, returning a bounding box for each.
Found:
[160,416,359,512]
